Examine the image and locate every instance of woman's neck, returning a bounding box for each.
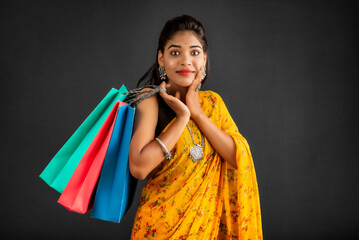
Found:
[156,95,176,137]
[168,85,188,104]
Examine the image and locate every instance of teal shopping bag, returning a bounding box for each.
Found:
[91,103,137,222]
[40,85,128,193]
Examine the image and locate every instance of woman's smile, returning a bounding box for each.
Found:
[176,69,195,76]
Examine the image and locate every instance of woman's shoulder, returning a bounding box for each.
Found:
[135,87,159,107]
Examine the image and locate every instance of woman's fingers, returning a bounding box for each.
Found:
[197,66,203,81]
[189,67,203,92]
[159,81,166,91]
[158,81,190,118]
[159,81,170,96]
[159,81,178,103]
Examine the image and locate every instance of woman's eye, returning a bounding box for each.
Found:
[170,50,200,56]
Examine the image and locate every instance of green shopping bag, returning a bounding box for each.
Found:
[40,84,128,193]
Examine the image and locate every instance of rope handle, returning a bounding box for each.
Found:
[122,85,166,106]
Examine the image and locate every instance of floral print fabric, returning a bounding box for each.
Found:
[131,90,263,239]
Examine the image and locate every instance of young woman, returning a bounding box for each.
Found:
[129,15,263,239]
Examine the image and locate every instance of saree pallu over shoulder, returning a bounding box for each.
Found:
[131,91,263,239]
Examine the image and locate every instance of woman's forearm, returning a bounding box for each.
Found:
[192,113,238,169]
[135,116,189,180]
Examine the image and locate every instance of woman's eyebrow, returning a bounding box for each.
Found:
[167,44,202,49]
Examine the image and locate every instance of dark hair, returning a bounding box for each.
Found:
[136,15,209,88]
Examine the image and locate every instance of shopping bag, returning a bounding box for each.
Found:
[41,84,163,220]
[40,85,128,193]
[91,103,137,222]
[57,101,127,213]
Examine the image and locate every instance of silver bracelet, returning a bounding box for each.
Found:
[155,137,172,160]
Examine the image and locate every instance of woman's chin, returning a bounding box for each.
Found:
[168,78,194,88]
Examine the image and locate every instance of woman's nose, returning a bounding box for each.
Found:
[180,53,192,66]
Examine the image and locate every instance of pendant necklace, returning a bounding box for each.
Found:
[186,124,205,163]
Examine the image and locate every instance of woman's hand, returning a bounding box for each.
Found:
[158,81,190,120]
[186,66,204,120]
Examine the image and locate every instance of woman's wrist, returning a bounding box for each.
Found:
[155,137,172,160]
[176,113,190,123]
[190,111,206,122]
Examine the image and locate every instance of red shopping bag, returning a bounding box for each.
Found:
[57,101,127,213]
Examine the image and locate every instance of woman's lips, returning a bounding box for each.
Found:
[176,70,195,76]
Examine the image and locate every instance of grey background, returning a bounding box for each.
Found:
[1,0,358,239]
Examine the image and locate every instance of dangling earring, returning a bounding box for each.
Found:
[158,65,167,80]
[202,65,206,80]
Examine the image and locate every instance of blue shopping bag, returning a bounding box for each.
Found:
[91,103,137,222]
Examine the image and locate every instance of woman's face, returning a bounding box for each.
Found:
[158,30,207,89]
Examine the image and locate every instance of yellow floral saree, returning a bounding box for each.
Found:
[131,90,263,239]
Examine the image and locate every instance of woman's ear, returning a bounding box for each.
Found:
[203,53,207,67]
[158,50,164,66]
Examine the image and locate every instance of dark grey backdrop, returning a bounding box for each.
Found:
[1,0,358,239]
